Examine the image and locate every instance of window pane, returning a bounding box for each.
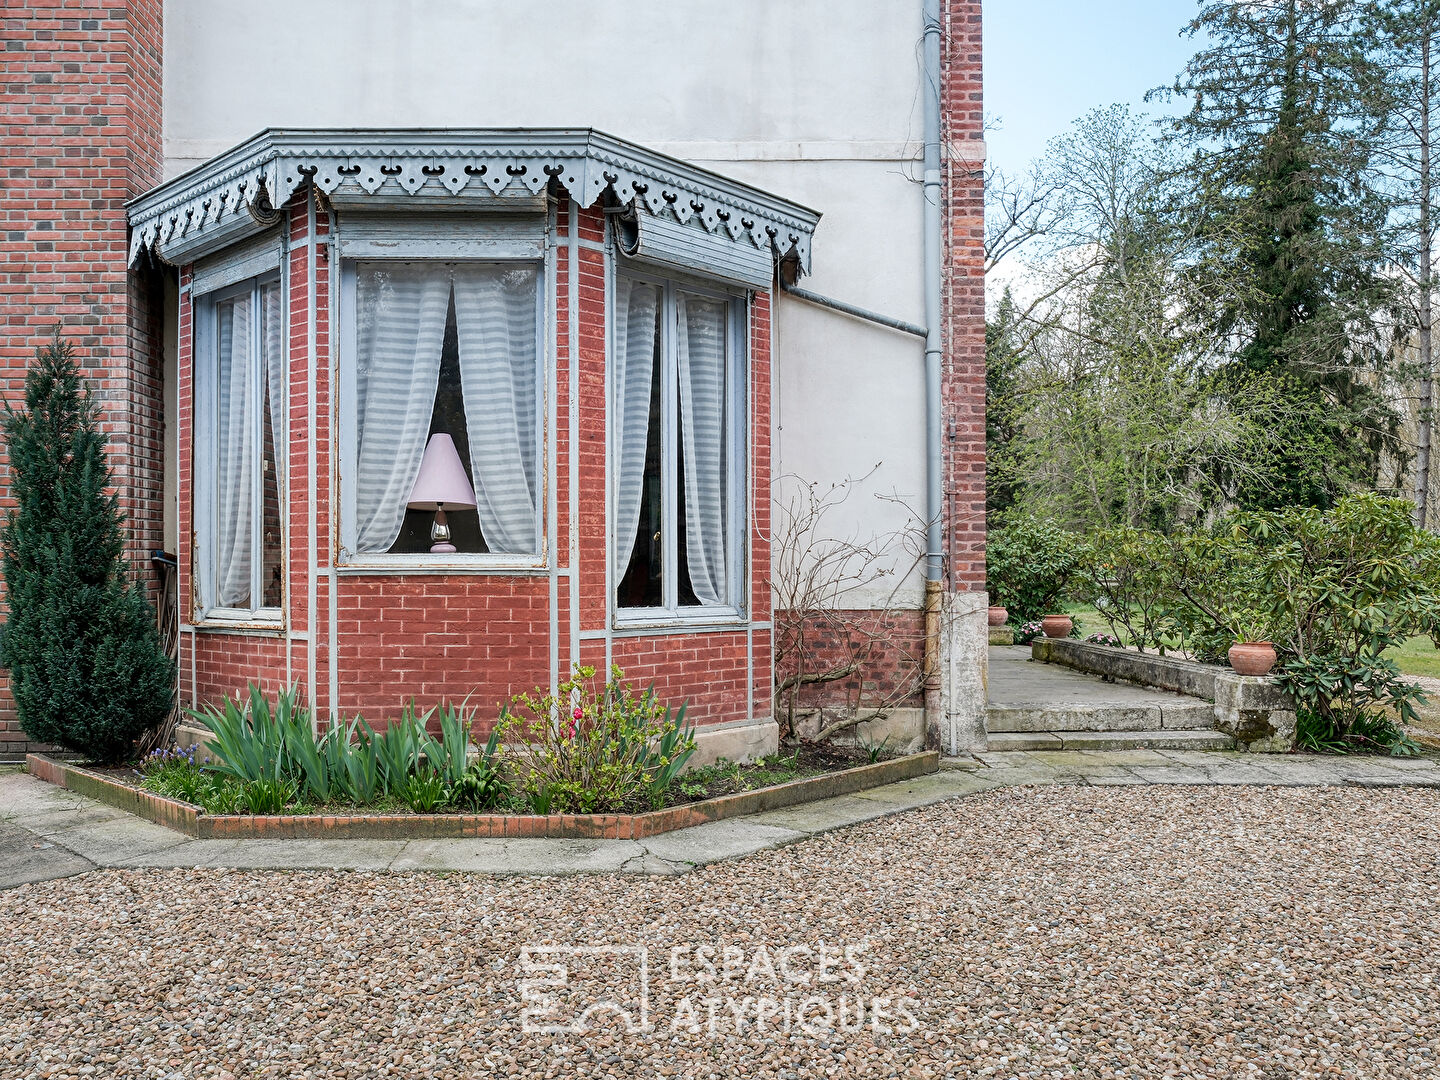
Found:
[353,264,450,553]
[259,282,285,608]
[214,292,255,609]
[676,293,728,606]
[388,291,487,554]
[452,264,540,554]
[616,278,663,607]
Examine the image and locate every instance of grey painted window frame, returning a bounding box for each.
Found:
[611,265,749,629]
[335,235,550,572]
[193,270,287,627]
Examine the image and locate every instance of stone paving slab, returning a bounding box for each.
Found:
[2,750,1438,885]
[389,837,645,874]
[0,820,94,887]
[638,819,805,867]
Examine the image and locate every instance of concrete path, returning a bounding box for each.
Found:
[4,748,1438,886]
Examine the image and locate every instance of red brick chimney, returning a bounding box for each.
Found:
[0,0,166,757]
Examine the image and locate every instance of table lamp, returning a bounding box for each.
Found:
[406,433,477,553]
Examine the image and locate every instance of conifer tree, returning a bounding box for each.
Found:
[1,331,174,763]
[1158,0,1401,508]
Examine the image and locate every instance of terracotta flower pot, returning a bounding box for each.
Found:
[1041,614,1073,639]
[1228,641,1277,677]
[987,605,1008,627]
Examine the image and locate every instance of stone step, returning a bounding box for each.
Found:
[986,701,1216,733]
[986,729,1237,752]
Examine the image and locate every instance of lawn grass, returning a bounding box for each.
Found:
[1384,635,1440,679]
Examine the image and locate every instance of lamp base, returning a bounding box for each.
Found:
[429,541,457,554]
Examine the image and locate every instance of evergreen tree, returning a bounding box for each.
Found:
[1157,0,1401,508]
[1,332,174,763]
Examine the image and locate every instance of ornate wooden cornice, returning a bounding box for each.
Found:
[127,128,821,275]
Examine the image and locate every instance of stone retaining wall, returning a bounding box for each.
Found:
[1029,639,1297,752]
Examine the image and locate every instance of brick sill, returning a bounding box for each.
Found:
[25,751,939,842]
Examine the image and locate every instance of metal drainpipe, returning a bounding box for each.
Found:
[922,0,947,752]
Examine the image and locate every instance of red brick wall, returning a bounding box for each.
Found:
[0,1,165,759]
[942,0,987,593]
[178,196,773,735]
[780,610,926,712]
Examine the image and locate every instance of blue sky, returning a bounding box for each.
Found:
[983,0,1202,178]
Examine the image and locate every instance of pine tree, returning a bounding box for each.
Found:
[1157,0,1401,508]
[1,331,175,763]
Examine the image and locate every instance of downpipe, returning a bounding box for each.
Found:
[921,0,947,751]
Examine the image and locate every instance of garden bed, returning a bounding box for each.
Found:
[25,749,940,841]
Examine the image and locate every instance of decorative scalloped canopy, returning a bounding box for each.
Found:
[126,128,821,276]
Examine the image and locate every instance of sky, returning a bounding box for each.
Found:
[983,0,1203,179]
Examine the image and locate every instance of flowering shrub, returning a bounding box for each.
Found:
[499,665,695,813]
[1085,632,1124,648]
[1013,620,1045,645]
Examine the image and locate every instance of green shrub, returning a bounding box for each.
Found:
[986,519,1087,624]
[499,665,695,813]
[191,685,299,785]
[1085,495,1439,754]
[450,729,509,811]
[396,772,448,813]
[239,777,296,815]
[0,332,176,763]
[375,703,430,794]
[1081,526,1180,652]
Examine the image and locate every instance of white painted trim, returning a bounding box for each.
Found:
[333,251,548,565]
[164,136,982,166]
[191,623,287,639]
[547,198,560,695]
[306,190,318,705]
[610,269,748,623]
[327,206,340,723]
[333,564,550,578]
[192,269,286,624]
[603,216,615,678]
[567,201,581,676]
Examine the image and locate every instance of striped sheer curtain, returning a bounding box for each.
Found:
[353,265,451,553]
[215,292,256,608]
[677,292,728,606]
[452,264,540,553]
[613,277,660,574]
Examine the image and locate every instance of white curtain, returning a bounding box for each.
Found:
[262,281,286,492]
[354,266,451,553]
[613,277,660,572]
[676,293,728,605]
[215,293,256,607]
[452,264,539,554]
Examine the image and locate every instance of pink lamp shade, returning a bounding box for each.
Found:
[406,434,477,510]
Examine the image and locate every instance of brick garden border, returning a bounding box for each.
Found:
[25,751,940,841]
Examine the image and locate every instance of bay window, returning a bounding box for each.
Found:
[195,274,286,620]
[614,272,745,618]
[339,259,543,563]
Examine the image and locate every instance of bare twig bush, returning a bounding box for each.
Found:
[770,469,927,743]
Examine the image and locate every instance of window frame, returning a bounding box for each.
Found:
[335,250,549,572]
[611,267,749,628]
[193,272,287,626]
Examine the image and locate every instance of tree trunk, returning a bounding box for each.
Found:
[1419,31,1435,530]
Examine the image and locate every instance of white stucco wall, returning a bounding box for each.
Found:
[163,0,936,606]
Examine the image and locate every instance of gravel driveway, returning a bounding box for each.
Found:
[3,784,1438,1078]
